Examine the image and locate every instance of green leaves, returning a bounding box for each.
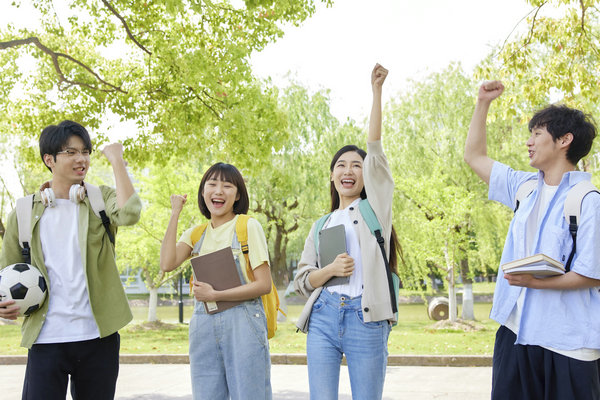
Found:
[385,65,512,287]
[0,0,325,168]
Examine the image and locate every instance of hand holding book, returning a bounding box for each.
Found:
[190,247,244,314]
[501,253,565,277]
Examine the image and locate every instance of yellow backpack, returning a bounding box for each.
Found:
[189,214,282,339]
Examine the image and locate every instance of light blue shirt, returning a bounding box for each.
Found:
[489,161,600,350]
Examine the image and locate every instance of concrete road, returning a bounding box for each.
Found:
[1,364,491,399]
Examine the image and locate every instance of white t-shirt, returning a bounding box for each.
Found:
[505,183,600,361]
[325,198,363,298]
[36,199,99,343]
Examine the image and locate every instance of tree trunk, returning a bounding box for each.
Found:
[444,241,457,322]
[271,226,288,286]
[148,287,158,322]
[447,274,457,322]
[272,227,283,265]
[460,258,475,320]
[462,282,475,320]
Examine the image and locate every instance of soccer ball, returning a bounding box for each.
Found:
[0,263,47,316]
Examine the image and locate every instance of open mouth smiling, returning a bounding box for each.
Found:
[212,199,225,207]
[341,178,355,188]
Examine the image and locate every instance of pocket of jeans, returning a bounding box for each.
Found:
[188,313,201,344]
[243,302,268,348]
[311,298,325,313]
[355,309,385,329]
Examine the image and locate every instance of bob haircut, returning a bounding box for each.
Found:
[198,162,249,220]
[39,120,93,172]
[328,144,402,274]
[528,104,597,165]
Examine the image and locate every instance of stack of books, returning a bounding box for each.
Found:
[501,254,565,276]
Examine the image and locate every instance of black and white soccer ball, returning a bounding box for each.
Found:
[0,263,47,316]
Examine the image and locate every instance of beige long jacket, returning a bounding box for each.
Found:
[294,140,395,332]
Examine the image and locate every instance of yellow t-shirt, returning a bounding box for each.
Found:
[178,215,270,283]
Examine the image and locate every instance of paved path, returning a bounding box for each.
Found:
[1,364,491,399]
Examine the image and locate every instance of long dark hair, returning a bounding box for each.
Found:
[198,162,249,219]
[329,145,402,274]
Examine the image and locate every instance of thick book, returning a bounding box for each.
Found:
[501,254,565,276]
[190,247,243,314]
[318,224,349,286]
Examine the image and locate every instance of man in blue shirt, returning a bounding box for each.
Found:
[464,81,600,399]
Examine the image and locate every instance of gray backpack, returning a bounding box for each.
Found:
[15,183,112,264]
[514,179,599,272]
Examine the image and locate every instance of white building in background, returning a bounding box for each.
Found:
[120,270,190,295]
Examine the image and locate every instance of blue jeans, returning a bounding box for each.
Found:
[189,298,272,400]
[306,289,391,400]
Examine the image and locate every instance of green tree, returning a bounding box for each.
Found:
[384,64,513,321]
[115,159,204,321]
[0,0,331,168]
[249,84,363,285]
[477,0,600,171]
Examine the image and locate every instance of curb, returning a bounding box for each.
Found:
[0,354,492,367]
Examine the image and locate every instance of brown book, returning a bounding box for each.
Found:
[190,247,243,314]
[501,253,565,276]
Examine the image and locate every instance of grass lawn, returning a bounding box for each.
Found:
[0,302,498,356]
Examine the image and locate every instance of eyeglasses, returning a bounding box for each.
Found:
[57,148,91,157]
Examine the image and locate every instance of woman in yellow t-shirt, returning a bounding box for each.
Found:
[160,162,273,400]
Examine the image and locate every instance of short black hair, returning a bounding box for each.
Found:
[528,105,597,165]
[197,163,249,219]
[39,120,93,171]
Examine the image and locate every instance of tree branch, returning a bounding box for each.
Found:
[0,37,127,94]
[580,0,586,32]
[101,0,152,55]
[186,86,223,120]
[501,2,546,62]
[283,221,299,235]
[137,221,164,243]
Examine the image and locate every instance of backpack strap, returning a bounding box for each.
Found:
[358,199,398,314]
[189,222,209,291]
[84,183,114,245]
[514,179,537,212]
[563,180,599,272]
[191,222,209,254]
[313,213,332,264]
[235,215,253,278]
[16,195,34,264]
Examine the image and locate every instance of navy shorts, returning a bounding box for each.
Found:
[22,332,120,400]
[492,325,600,400]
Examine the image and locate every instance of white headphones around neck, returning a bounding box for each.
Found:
[39,181,86,207]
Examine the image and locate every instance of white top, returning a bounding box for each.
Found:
[36,199,99,343]
[505,183,600,361]
[325,198,364,298]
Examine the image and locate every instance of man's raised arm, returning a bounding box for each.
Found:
[464,80,505,184]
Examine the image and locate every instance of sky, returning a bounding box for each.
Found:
[250,0,533,122]
[0,0,535,198]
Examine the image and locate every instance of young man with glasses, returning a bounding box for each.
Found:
[0,120,142,400]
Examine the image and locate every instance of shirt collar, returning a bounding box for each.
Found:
[536,169,591,189]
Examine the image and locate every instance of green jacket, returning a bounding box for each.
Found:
[0,186,142,348]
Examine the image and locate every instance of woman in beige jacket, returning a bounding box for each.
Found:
[293,64,400,400]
